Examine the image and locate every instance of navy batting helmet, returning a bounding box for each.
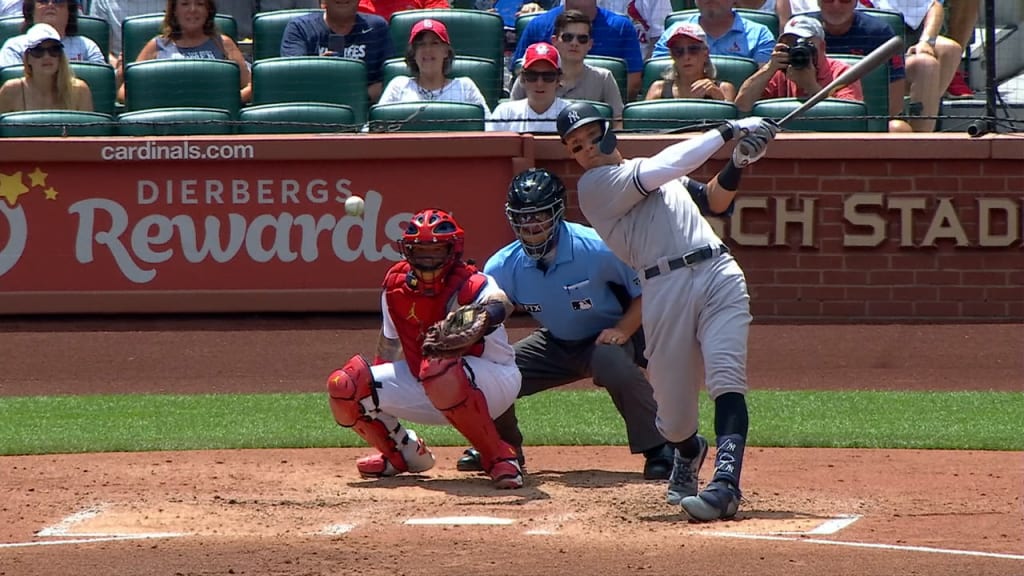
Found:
[556,101,617,155]
[506,168,566,260]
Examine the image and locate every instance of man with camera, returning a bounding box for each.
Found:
[734,15,863,114]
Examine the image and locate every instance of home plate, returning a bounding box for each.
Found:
[405,516,514,526]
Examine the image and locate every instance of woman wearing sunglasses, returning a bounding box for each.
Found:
[0,23,93,112]
[645,23,735,102]
[0,0,106,67]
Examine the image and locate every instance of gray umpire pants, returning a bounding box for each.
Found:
[495,328,666,455]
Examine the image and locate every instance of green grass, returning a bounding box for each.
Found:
[0,390,1020,456]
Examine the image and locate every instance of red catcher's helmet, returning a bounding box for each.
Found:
[399,208,465,293]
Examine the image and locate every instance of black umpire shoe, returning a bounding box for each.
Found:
[643,444,674,480]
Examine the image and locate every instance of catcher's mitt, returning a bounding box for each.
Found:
[422,304,489,358]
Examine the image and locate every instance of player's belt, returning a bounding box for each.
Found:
[642,244,730,280]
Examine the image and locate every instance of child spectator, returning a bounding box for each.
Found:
[488,42,569,132]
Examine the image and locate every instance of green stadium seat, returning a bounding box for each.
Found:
[76,15,110,59]
[251,56,368,124]
[831,54,889,132]
[622,99,738,131]
[665,9,778,39]
[1,62,117,117]
[389,10,505,66]
[368,101,485,132]
[121,13,238,63]
[251,8,321,61]
[0,16,21,49]
[751,97,869,132]
[859,9,906,46]
[238,102,357,134]
[381,55,504,111]
[116,107,233,136]
[0,110,114,137]
[584,55,628,104]
[123,59,241,116]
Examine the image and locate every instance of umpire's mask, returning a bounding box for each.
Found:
[506,168,566,260]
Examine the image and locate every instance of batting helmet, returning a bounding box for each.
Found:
[506,168,566,260]
[400,208,465,293]
[556,101,617,155]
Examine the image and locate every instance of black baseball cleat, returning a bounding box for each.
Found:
[456,448,526,473]
[680,480,742,522]
[642,443,674,480]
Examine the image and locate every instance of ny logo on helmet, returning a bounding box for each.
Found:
[566,111,580,123]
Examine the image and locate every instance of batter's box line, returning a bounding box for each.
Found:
[771,514,861,535]
[698,532,1024,561]
[34,503,190,541]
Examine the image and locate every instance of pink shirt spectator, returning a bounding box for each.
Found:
[762,56,863,101]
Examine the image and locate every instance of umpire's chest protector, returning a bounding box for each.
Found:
[383,262,486,378]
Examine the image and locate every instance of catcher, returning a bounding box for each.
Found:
[326,208,525,489]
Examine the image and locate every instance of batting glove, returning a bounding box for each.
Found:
[731,120,778,167]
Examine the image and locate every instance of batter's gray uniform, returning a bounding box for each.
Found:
[576,162,751,443]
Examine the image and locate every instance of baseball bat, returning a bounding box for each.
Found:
[778,35,904,128]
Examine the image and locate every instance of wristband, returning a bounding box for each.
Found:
[716,123,735,142]
[717,159,743,191]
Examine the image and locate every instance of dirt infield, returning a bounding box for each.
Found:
[1,318,1022,576]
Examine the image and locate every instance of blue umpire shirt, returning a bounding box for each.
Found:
[511,6,644,73]
[652,12,775,64]
[485,221,642,342]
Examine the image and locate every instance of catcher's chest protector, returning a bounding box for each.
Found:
[383,262,487,377]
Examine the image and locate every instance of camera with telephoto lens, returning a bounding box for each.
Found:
[786,38,818,70]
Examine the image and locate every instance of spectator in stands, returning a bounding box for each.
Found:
[89,0,167,71]
[117,0,252,103]
[809,0,910,131]
[652,0,775,65]
[645,22,736,102]
[358,0,449,23]
[489,42,570,132]
[942,0,977,97]
[871,0,962,131]
[0,0,106,67]
[378,19,490,113]
[512,0,643,101]
[510,10,623,122]
[595,0,671,60]
[280,0,392,103]
[0,23,93,112]
[259,0,320,9]
[734,15,862,112]
[0,0,21,17]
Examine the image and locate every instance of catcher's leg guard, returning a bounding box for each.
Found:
[420,357,523,488]
[327,355,435,477]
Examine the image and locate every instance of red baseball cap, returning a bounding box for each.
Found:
[523,42,561,70]
[409,19,450,45]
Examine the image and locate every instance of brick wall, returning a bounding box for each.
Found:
[535,134,1023,322]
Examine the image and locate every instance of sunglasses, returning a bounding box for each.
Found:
[522,70,559,83]
[557,32,590,44]
[27,44,63,58]
[36,0,68,5]
[670,44,705,57]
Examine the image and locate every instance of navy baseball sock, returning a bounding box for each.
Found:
[712,393,749,488]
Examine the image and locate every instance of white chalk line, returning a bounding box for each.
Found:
[0,533,187,549]
[35,504,107,537]
[700,531,1024,561]
[405,516,514,526]
[768,514,862,536]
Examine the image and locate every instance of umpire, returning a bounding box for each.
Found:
[458,168,674,479]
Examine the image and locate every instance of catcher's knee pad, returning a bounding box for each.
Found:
[419,357,474,411]
[326,354,377,427]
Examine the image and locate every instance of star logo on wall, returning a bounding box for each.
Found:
[28,167,48,188]
[0,171,29,207]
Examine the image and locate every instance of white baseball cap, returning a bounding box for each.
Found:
[781,15,825,40]
[25,23,63,50]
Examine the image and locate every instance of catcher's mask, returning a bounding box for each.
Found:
[556,101,617,155]
[506,168,566,260]
[400,208,465,293]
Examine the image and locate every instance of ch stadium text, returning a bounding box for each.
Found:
[100,141,255,161]
[716,194,1023,248]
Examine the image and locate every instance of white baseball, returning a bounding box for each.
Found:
[344,195,365,217]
